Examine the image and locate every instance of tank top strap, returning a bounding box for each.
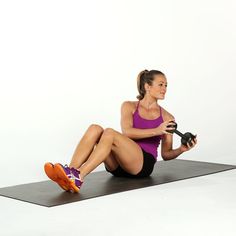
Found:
[159,105,162,116]
[135,100,140,111]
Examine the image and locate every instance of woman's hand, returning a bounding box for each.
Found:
[156,119,176,135]
[179,135,197,152]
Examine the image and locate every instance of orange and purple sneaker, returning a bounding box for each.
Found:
[54,163,83,193]
[44,162,70,191]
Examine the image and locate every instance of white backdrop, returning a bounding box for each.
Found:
[0,0,235,187]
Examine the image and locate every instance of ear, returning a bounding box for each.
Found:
[144,83,150,92]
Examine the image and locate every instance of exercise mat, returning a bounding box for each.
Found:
[0,159,235,207]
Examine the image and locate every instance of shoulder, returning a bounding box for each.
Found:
[160,106,175,121]
[121,101,138,109]
[121,101,137,113]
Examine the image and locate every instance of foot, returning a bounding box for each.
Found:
[54,163,84,193]
[44,162,70,191]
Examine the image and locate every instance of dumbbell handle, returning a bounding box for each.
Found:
[173,129,186,139]
[166,121,196,147]
[166,122,185,138]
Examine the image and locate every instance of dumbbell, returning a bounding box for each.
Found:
[166,121,196,147]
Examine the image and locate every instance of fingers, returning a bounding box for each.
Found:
[162,120,175,135]
[192,135,197,144]
[187,137,197,149]
[165,126,175,132]
[163,130,173,135]
[186,141,191,148]
[166,127,175,130]
[164,119,175,124]
[165,120,176,131]
[167,119,175,124]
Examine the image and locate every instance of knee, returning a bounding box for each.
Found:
[102,128,116,139]
[103,128,115,134]
[88,124,104,136]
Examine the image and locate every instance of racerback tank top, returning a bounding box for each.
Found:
[133,100,164,160]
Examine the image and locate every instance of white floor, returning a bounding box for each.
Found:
[1,167,236,236]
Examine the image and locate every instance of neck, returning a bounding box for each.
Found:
[140,96,158,110]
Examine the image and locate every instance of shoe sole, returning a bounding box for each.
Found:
[54,163,80,193]
[44,162,70,191]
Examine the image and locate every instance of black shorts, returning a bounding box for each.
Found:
[105,148,156,178]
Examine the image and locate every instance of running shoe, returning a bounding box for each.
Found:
[44,162,70,191]
[54,163,83,193]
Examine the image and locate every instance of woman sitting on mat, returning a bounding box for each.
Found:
[44,69,197,193]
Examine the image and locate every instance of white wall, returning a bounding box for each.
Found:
[0,0,235,187]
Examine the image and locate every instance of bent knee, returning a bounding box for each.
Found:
[88,124,104,134]
[103,127,115,133]
[100,128,117,140]
[103,128,119,136]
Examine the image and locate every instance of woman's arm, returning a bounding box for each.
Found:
[161,133,184,161]
[160,112,185,160]
[161,112,197,160]
[120,101,162,139]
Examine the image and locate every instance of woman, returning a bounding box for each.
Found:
[44,69,197,193]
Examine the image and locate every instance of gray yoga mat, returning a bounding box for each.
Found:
[0,159,235,207]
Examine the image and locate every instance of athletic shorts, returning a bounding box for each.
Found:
[105,148,156,178]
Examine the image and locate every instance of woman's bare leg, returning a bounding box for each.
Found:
[69,124,104,169]
[78,128,144,181]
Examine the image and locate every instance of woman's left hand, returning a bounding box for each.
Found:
[179,135,197,153]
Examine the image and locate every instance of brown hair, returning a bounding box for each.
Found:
[136,69,165,100]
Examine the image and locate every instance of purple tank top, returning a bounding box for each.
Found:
[133,101,164,160]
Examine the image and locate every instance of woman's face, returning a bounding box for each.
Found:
[146,75,167,99]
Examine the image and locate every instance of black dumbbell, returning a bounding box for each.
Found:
[166,121,196,147]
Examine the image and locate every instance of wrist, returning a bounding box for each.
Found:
[152,128,160,136]
[178,146,185,154]
[155,127,163,136]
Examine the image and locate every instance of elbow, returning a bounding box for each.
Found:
[122,129,130,138]
[121,128,137,140]
[161,154,166,161]
[161,152,168,161]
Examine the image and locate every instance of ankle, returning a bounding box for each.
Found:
[76,168,85,182]
[79,173,84,182]
[69,164,78,169]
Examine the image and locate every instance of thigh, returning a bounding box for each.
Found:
[103,150,119,172]
[103,128,144,175]
[107,149,156,178]
[135,149,156,177]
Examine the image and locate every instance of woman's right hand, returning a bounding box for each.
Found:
[155,119,176,135]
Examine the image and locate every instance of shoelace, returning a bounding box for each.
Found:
[64,165,82,182]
